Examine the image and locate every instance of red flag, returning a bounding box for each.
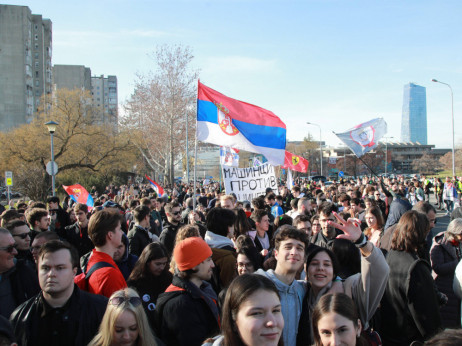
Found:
[62,184,94,210]
[282,151,309,173]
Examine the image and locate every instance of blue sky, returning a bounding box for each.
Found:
[5,0,461,148]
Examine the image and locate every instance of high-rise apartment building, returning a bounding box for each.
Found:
[0,5,52,131]
[401,82,427,144]
[52,66,118,130]
[53,65,92,91]
[91,75,118,130]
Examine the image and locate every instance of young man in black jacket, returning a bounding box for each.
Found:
[127,205,158,257]
[10,240,107,346]
[155,237,219,346]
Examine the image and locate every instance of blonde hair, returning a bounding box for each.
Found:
[88,288,157,346]
[220,194,235,204]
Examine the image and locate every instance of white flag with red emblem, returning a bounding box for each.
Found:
[334,118,387,157]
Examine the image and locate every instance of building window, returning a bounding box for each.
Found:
[35,71,39,78]
[34,43,39,50]
[35,62,39,69]
[35,52,39,59]
[35,34,38,40]
[34,24,38,30]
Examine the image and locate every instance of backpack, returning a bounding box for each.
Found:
[75,261,114,291]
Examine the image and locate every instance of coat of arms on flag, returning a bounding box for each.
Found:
[197,81,287,165]
[335,118,387,158]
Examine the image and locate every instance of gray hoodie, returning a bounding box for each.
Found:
[256,269,306,346]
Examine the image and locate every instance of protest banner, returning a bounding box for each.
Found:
[222,162,278,201]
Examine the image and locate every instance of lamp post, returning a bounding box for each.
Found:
[307,122,322,176]
[431,79,455,177]
[45,121,58,197]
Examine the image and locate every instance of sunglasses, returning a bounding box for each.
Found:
[13,232,31,239]
[171,211,181,216]
[109,296,142,307]
[0,244,18,253]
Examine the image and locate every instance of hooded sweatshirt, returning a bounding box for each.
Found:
[255,269,306,346]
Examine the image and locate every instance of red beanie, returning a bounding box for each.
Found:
[174,237,212,271]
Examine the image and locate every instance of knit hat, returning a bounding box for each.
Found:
[174,237,212,271]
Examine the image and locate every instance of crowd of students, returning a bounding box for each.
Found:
[0,174,462,345]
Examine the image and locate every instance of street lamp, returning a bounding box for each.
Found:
[307,122,323,176]
[45,121,58,197]
[431,79,455,177]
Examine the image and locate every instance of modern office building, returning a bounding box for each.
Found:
[0,5,52,131]
[401,83,427,144]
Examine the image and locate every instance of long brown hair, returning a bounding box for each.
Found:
[391,210,429,253]
[128,242,169,281]
[222,274,283,346]
[312,293,368,346]
[364,205,384,238]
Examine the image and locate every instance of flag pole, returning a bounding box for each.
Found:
[193,82,199,211]
[357,155,379,178]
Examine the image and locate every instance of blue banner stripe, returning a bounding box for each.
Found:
[197,100,286,150]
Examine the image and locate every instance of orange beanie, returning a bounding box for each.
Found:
[174,237,212,271]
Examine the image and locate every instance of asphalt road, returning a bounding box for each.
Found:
[428,192,452,239]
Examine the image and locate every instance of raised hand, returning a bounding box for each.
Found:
[328,211,362,243]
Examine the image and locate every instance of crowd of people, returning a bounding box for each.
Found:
[0,174,462,345]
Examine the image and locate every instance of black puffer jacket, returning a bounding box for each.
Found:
[159,221,182,254]
[155,275,220,346]
[430,232,462,328]
[127,225,151,257]
[10,285,107,346]
[59,222,94,259]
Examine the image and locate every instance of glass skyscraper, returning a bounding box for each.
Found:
[401,83,427,144]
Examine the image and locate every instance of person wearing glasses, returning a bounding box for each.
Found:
[89,288,160,346]
[159,202,184,255]
[5,220,33,266]
[10,240,107,346]
[0,228,39,319]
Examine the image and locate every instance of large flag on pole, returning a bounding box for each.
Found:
[220,146,239,167]
[197,81,287,165]
[145,175,164,196]
[62,184,94,210]
[334,118,387,157]
[282,150,309,173]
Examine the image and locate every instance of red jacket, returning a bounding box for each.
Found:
[82,249,127,298]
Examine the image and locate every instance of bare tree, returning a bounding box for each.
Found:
[122,45,199,184]
[411,152,443,174]
[439,149,462,173]
[0,89,134,200]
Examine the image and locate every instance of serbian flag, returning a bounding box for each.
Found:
[220,146,239,167]
[62,184,94,210]
[282,151,309,173]
[334,118,387,157]
[145,175,164,196]
[197,81,286,165]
